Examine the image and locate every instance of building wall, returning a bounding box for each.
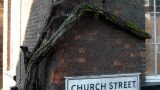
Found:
[3,0,145,90]
[3,0,21,90]
[42,17,145,90]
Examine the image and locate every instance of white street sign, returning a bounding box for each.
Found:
[65,73,140,90]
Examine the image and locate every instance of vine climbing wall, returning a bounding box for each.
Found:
[16,0,146,90]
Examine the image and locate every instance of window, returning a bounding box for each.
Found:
[145,0,150,6]
[145,0,160,82]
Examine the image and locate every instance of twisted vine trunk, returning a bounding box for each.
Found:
[21,3,88,90]
[20,3,150,90]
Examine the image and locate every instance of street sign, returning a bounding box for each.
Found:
[65,73,140,90]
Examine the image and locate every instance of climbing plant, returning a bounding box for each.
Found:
[21,3,151,90]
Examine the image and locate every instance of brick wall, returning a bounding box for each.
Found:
[17,0,145,90]
[43,17,145,90]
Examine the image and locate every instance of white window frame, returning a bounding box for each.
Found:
[146,75,160,82]
[146,0,160,82]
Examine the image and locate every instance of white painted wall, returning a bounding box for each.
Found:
[3,0,33,90]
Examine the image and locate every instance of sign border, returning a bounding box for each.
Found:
[65,73,141,90]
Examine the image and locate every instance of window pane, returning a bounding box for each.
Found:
[145,44,155,75]
[145,0,160,12]
[156,0,160,6]
[148,0,160,6]
[145,13,154,43]
[145,0,152,12]
[157,13,160,43]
